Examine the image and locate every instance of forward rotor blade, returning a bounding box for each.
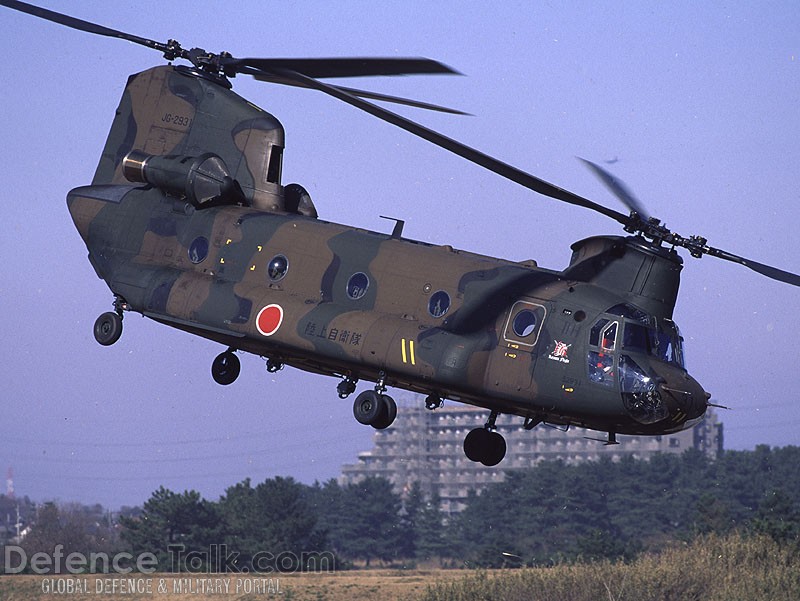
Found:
[705,246,800,287]
[1,0,167,53]
[242,68,468,115]
[577,157,800,286]
[227,57,459,79]
[267,68,630,224]
[579,158,651,219]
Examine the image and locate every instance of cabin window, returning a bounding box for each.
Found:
[268,254,288,281]
[266,145,283,184]
[512,310,538,337]
[346,272,369,300]
[428,290,450,318]
[188,237,209,264]
[503,301,546,346]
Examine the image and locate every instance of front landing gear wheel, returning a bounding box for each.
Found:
[463,428,507,466]
[93,312,122,346]
[463,428,490,462]
[482,431,507,467]
[212,351,240,385]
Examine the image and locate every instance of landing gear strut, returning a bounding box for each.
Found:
[352,372,397,430]
[211,348,240,385]
[463,410,507,466]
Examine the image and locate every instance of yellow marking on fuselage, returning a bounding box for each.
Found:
[401,339,417,365]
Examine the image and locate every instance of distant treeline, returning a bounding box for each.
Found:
[4,445,799,572]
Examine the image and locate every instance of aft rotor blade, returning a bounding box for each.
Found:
[705,246,800,287]
[228,57,459,79]
[334,85,470,115]
[579,158,651,219]
[267,67,630,224]
[1,0,168,53]
[241,68,468,115]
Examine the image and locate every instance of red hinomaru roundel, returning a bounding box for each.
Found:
[256,304,284,336]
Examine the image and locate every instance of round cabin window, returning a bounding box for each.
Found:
[428,290,451,318]
[268,254,289,281]
[188,237,209,264]
[512,309,538,337]
[346,272,369,300]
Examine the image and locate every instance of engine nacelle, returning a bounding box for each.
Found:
[122,150,244,207]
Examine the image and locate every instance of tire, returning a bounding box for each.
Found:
[211,351,240,385]
[481,431,507,467]
[463,428,490,463]
[93,312,122,346]
[371,395,398,430]
[353,390,383,426]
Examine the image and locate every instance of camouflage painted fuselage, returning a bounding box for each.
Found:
[67,65,707,436]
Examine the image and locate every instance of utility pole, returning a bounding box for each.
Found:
[6,466,14,499]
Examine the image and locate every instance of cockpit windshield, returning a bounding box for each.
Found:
[655,320,685,367]
[606,304,686,368]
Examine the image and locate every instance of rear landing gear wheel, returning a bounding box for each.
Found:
[353,390,383,426]
[212,350,240,385]
[371,395,397,430]
[93,311,122,346]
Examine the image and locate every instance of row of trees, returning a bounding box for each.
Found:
[120,476,447,571]
[4,445,799,571]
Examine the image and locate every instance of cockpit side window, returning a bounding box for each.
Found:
[587,317,618,387]
[601,322,617,351]
[590,319,608,346]
[590,319,618,350]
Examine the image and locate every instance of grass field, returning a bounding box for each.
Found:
[2,534,798,601]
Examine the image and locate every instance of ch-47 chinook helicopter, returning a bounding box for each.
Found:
[6,1,800,467]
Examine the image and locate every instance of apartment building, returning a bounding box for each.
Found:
[341,395,723,513]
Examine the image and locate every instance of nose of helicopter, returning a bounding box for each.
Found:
[651,362,710,426]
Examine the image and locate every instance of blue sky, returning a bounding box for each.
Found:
[1,1,798,509]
